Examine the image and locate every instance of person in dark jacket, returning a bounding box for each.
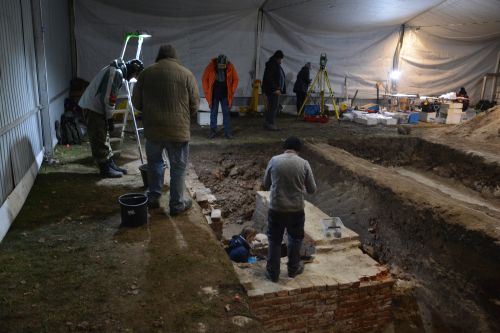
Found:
[293,62,312,113]
[456,87,469,112]
[226,227,257,263]
[262,50,286,131]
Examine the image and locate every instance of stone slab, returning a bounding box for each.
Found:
[254,191,360,250]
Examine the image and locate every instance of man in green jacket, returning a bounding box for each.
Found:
[132,45,200,215]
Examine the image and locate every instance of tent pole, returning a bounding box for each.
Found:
[31,0,54,160]
[254,8,264,81]
[391,24,405,94]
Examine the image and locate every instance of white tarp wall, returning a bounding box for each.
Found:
[43,0,73,148]
[260,13,399,99]
[74,0,500,101]
[399,0,500,99]
[75,0,260,97]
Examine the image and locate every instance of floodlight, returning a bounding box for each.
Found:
[120,31,152,60]
[126,31,152,39]
[389,70,402,80]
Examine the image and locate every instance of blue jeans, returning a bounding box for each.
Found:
[146,140,189,210]
[266,209,305,279]
[210,96,231,136]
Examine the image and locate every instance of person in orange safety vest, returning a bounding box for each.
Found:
[202,55,238,139]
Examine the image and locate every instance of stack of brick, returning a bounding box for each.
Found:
[241,264,393,333]
[186,164,222,239]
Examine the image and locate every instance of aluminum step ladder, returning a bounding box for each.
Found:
[109,32,151,164]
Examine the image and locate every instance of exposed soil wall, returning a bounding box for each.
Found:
[302,147,500,333]
[328,137,500,198]
[190,144,275,225]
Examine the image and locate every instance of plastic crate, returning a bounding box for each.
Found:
[304,105,320,116]
[408,112,420,124]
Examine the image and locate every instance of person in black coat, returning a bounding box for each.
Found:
[293,62,312,114]
[456,87,469,112]
[262,50,286,131]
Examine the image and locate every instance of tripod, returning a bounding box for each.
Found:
[297,58,340,121]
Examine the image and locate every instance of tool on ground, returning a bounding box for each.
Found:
[112,31,151,164]
[297,53,340,121]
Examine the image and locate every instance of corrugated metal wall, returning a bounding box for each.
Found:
[0,0,44,205]
[43,0,72,147]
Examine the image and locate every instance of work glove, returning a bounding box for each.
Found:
[106,118,115,132]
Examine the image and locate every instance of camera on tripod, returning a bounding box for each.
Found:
[319,53,328,70]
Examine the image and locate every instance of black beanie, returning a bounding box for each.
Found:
[273,50,284,59]
[283,136,302,151]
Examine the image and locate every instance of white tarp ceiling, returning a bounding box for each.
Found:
[75,0,500,101]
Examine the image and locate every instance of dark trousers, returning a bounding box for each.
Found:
[86,110,112,163]
[266,209,305,279]
[265,93,280,126]
[296,91,306,114]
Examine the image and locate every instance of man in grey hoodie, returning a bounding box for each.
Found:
[263,136,317,282]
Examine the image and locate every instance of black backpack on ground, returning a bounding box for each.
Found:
[57,110,83,145]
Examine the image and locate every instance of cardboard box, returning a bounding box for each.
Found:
[446,113,462,124]
[441,103,463,115]
[419,112,436,122]
[380,117,397,125]
[354,116,377,126]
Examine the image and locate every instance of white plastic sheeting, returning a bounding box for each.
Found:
[74,0,500,100]
[399,0,500,99]
[260,12,399,98]
[75,0,260,96]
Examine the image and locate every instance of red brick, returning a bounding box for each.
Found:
[276,290,289,297]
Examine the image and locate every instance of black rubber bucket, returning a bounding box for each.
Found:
[118,193,148,227]
[139,163,167,188]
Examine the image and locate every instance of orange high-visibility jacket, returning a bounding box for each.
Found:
[202,58,238,108]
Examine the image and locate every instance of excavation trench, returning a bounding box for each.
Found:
[190,141,500,333]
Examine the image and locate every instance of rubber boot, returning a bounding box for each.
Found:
[99,160,123,178]
[109,158,128,174]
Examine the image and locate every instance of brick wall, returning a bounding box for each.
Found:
[249,278,393,333]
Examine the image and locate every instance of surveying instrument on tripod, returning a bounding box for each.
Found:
[297,53,340,122]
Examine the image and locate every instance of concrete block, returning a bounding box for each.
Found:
[197,111,222,126]
[211,209,222,221]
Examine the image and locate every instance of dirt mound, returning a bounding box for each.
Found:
[445,105,500,142]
